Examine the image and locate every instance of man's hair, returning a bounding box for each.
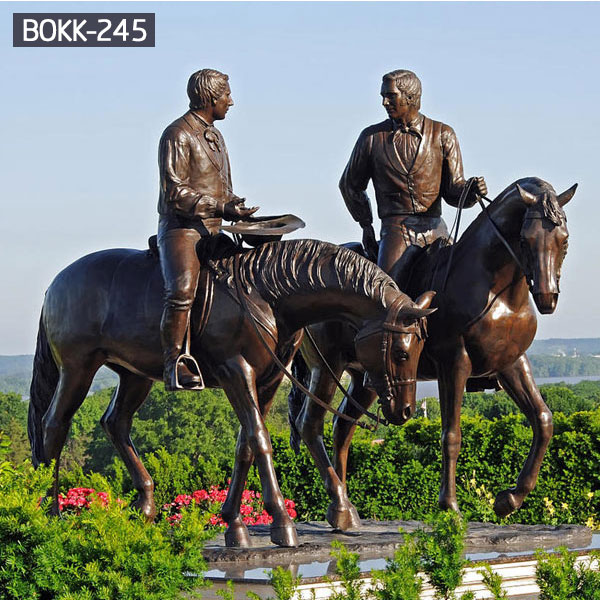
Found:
[382,70,422,108]
[187,69,229,110]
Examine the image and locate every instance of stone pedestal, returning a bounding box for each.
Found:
[198,520,595,599]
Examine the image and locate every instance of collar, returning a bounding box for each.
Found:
[392,113,424,134]
[189,111,213,129]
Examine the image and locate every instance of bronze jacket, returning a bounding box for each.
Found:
[157,111,233,234]
[340,115,474,224]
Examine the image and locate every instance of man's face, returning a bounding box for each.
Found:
[381,79,412,122]
[213,83,234,121]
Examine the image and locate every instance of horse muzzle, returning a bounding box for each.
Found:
[379,383,416,426]
[533,292,558,314]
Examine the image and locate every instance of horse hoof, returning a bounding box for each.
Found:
[494,489,520,518]
[438,497,461,514]
[225,521,251,548]
[326,503,362,531]
[131,498,157,522]
[271,525,299,547]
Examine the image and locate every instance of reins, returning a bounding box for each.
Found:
[231,254,384,432]
[440,178,475,291]
[303,327,388,426]
[439,179,532,292]
[474,194,531,285]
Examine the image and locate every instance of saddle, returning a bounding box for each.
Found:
[147,213,307,349]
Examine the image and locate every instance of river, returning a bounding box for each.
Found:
[416,375,600,400]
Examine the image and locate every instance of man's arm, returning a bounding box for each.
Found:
[440,125,486,207]
[339,132,378,260]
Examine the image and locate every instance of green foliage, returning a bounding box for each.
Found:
[247,566,303,600]
[462,391,519,420]
[535,547,600,599]
[0,436,211,600]
[372,532,422,600]
[82,385,239,476]
[529,355,600,377]
[261,402,600,526]
[268,566,303,600]
[477,564,508,599]
[215,580,236,600]
[415,512,470,600]
[328,541,367,600]
[0,392,29,463]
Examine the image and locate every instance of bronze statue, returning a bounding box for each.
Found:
[289,178,576,530]
[340,69,487,283]
[28,238,435,547]
[158,68,258,391]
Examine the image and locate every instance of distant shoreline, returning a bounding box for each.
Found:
[417,375,600,400]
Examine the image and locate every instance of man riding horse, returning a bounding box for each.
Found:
[158,69,258,391]
[340,69,488,283]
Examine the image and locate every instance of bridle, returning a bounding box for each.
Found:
[445,179,563,294]
[354,295,427,393]
[231,254,425,430]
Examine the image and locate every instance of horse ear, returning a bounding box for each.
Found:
[401,306,437,319]
[516,184,537,205]
[415,290,436,310]
[557,183,578,207]
[400,291,437,319]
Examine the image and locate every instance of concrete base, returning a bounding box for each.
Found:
[199,521,595,599]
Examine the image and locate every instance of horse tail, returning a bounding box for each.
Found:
[287,351,311,454]
[28,313,59,467]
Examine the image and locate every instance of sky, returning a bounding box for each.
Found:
[0,1,599,354]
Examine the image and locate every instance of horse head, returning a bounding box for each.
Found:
[516,183,577,314]
[354,291,436,425]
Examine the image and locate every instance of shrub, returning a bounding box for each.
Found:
[0,435,212,600]
[535,546,600,599]
[262,409,600,526]
[415,512,474,600]
[371,532,422,600]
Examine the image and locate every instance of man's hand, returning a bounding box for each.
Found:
[473,176,488,198]
[222,196,259,222]
[362,224,379,262]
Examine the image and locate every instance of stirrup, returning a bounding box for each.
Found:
[165,355,205,391]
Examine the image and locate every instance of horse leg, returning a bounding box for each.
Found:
[221,359,298,548]
[42,362,99,515]
[332,369,377,485]
[100,371,155,520]
[296,363,360,531]
[221,373,285,547]
[493,354,553,517]
[438,357,471,512]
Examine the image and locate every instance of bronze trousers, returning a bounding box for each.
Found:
[378,215,449,281]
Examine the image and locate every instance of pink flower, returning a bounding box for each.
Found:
[193,489,209,502]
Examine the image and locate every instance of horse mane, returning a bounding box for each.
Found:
[490,177,565,225]
[215,239,399,307]
[458,176,565,247]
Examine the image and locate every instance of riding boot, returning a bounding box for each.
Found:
[160,306,203,391]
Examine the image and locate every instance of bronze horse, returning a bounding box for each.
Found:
[28,238,435,547]
[289,177,576,530]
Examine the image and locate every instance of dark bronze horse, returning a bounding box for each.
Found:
[28,238,435,547]
[289,177,576,530]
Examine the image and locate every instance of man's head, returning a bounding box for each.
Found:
[381,70,422,122]
[187,69,233,121]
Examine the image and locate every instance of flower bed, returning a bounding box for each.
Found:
[53,484,297,528]
[162,485,297,526]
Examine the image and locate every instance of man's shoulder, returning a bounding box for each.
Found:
[424,116,457,138]
[161,112,196,141]
[359,119,393,138]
